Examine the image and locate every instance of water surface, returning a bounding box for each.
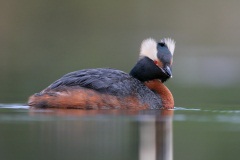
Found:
[0,104,240,160]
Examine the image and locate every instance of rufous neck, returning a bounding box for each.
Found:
[144,80,174,109]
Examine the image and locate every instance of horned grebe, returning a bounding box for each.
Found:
[28,38,175,109]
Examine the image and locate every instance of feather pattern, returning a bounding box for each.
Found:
[44,68,145,96]
[40,68,163,108]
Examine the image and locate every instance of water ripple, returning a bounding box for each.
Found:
[0,103,29,109]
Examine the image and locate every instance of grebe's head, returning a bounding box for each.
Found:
[140,38,175,78]
[130,37,175,82]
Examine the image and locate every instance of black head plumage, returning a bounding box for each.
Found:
[129,56,171,82]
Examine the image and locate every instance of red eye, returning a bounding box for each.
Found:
[154,60,158,65]
[159,42,165,47]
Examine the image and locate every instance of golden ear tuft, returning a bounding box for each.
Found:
[140,38,158,60]
[160,38,176,55]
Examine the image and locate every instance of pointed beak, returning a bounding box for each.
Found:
[164,66,172,78]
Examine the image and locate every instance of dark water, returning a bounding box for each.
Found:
[0,104,240,160]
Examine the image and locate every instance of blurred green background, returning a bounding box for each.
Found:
[1,0,240,106]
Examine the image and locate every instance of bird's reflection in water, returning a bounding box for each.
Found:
[29,108,173,160]
[139,110,173,160]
